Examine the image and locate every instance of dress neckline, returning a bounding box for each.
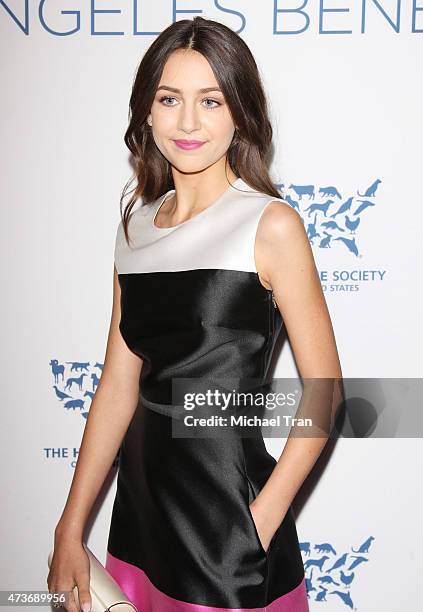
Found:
[151,177,244,231]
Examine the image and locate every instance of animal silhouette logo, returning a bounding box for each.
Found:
[299,536,375,609]
[275,179,381,257]
[50,359,103,419]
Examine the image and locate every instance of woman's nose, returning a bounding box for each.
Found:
[177,102,201,133]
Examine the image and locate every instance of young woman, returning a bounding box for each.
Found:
[47,16,342,612]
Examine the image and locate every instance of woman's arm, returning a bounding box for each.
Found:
[252,200,343,551]
[54,265,143,543]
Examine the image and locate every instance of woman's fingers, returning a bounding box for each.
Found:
[47,579,78,612]
[73,569,92,612]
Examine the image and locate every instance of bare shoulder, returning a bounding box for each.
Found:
[255,198,313,287]
[256,198,306,246]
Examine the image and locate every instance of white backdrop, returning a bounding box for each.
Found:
[1,1,422,610]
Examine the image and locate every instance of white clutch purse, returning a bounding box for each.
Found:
[47,543,138,612]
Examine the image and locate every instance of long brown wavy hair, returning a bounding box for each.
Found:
[120,16,281,244]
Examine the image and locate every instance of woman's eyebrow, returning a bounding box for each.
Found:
[156,86,222,94]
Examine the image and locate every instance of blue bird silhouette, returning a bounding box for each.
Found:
[354,199,376,215]
[348,555,369,570]
[329,196,354,218]
[330,590,354,608]
[340,569,355,588]
[334,236,359,257]
[345,214,360,233]
[53,385,72,401]
[327,552,348,572]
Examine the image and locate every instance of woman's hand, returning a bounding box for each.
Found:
[47,532,92,612]
[249,498,283,553]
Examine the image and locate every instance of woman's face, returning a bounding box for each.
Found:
[148,49,236,174]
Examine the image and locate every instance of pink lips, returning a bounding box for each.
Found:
[173,139,206,150]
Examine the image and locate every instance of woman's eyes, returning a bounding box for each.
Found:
[158,95,221,109]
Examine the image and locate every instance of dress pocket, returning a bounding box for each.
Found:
[244,474,273,560]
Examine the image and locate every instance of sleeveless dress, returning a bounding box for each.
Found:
[105,177,309,611]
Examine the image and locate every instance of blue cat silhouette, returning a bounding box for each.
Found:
[66,361,90,372]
